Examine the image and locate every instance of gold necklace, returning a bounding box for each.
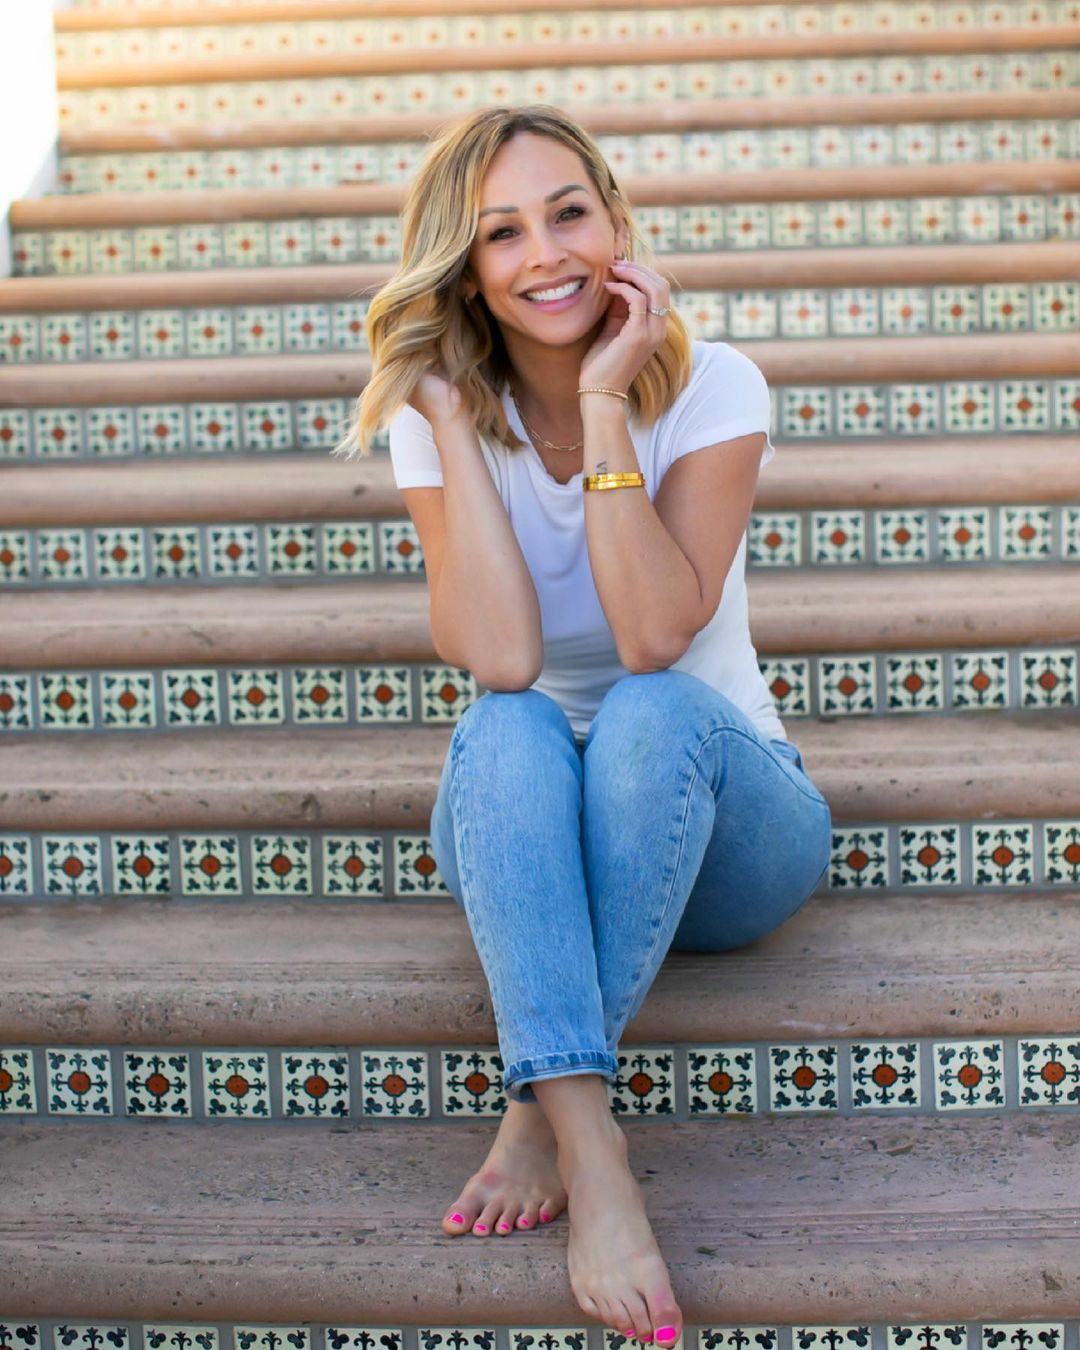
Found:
[509,382,582,455]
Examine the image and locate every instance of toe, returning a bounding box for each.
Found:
[441,1201,476,1237]
[516,1200,541,1231]
[495,1203,521,1235]
[620,1291,653,1342]
[649,1303,681,1348]
[537,1196,564,1225]
[472,1197,504,1237]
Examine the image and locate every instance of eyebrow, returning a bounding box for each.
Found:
[478,183,588,219]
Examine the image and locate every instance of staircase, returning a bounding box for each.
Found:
[3,0,1080,1340]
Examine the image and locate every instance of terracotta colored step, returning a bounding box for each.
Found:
[4,890,1079,1045]
[3,332,1078,405]
[1,711,1078,829]
[4,438,1080,525]
[60,89,1079,153]
[4,1113,1080,1323]
[14,160,1080,228]
[7,241,1078,311]
[6,566,1080,667]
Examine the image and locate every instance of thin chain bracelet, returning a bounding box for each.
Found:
[577,386,628,400]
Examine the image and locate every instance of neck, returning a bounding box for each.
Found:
[503,328,594,442]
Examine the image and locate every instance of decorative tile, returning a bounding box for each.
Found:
[611,1049,675,1116]
[818,656,877,715]
[938,508,990,561]
[875,510,930,563]
[982,1329,1064,1350]
[0,1047,37,1113]
[111,835,172,895]
[321,523,375,574]
[190,403,240,453]
[101,671,157,728]
[180,834,242,895]
[934,1039,1005,1109]
[359,1049,431,1117]
[145,1328,220,1350]
[749,513,801,566]
[951,651,1010,710]
[851,1041,922,1109]
[209,525,259,577]
[266,523,317,575]
[421,666,476,723]
[793,1332,871,1350]
[1044,821,1080,884]
[164,670,221,726]
[0,675,33,730]
[885,654,944,711]
[153,527,202,578]
[51,1329,129,1350]
[758,659,811,718]
[899,825,961,886]
[1020,649,1076,708]
[280,1050,350,1117]
[394,835,449,896]
[0,836,32,895]
[242,401,292,450]
[46,1047,114,1115]
[38,671,93,728]
[95,527,146,580]
[0,410,31,458]
[137,405,186,455]
[687,1045,758,1115]
[228,669,286,724]
[124,1051,193,1117]
[830,828,890,889]
[251,834,312,895]
[888,1329,966,1350]
[292,667,348,723]
[356,666,412,724]
[441,1049,507,1117]
[322,835,385,898]
[768,1044,840,1111]
[812,511,865,564]
[1000,506,1053,559]
[203,1051,270,1117]
[379,519,426,574]
[1018,1040,1080,1107]
[43,835,102,895]
[37,528,88,579]
[971,823,1034,886]
[87,406,135,456]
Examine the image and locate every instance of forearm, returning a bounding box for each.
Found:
[581,397,701,671]
[430,416,544,686]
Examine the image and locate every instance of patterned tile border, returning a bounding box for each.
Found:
[2,379,1079,460]
[4,281,1078,364]
[55,119,1080,195]
[0,648,1077,733]
[2,506,1079,588]
[12,191,1080,276]
[0,818,1077,899]
[55,51,1078,130]
[2,1036,1080,1118]
[52,1,1080,69]
[0,1327,1071,1350]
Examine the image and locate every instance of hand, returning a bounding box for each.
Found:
[407,364,468,429]
[578,259,671,395]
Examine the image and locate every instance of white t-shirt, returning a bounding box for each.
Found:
[387,338,785,744]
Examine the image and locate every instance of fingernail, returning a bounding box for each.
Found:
[448,1213,464,1223]
[474,1223,488,1232]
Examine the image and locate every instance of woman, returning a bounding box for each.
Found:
[334,104,833,1346]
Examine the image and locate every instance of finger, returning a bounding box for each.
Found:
[612,261,668,301]
[602,280,654,315]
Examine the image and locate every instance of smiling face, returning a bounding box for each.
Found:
[463,131,628,343]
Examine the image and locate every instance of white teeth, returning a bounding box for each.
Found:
[525,278,585,303]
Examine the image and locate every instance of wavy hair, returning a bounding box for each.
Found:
[331,103,694,462]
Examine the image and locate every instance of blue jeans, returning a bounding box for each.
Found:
[430,669,833,1103]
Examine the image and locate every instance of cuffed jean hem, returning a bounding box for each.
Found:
[502,1049,620,1104]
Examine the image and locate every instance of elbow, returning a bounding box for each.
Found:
[474,661,542,692]
[621,627,694,676]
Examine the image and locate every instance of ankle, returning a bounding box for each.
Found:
[557,1113,628,1172]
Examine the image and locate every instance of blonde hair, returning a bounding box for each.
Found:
[331,103,694,462]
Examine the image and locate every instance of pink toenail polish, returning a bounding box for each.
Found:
[448,1213,464,1223]
[498,1223,510,1231]
[656,1330,678,1343]
[518,1217,530,1227]
[539,1211,551,1223]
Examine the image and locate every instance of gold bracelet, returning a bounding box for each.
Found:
[577,386,628,400]
[583,471,646,492]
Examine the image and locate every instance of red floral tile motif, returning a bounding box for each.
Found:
[101,672,156,728]
[972,823,1033,886]
[251,834,311,894]
[88,407,134,457]
[266,524,316,575]
[360,1050,430,1117]
[1019,1039,1080,1107]
[441,1050,506,1117]
[900,826,960,886]
[39,673,93,728]
[0,1047,36,1113]
[165,670,221,726]
[851,1041,922,1109]
[983,1327,1064,1350]
[1045,822,1080,884]
[228,670,286,725]
[819,657,877,714]
[153,527,202,579]
[875,511,930,564]
[356,666,411,724]
[46,1048,113,1115]
[699,1329,777,1350]
[750,513,801,566]
[888,1327,966,1350]
[688,1046,757,1116]
[934,1039,1005,1108]
[830,828,890,889]
[111,835,170,895]
[322,836,385,898]
[321,523,375,574]
[812,511,865,565]
[0,675,31,730]
[886,655,944,711]
[769,1044,840,1111]
[394,836,450,897]
[758,659,811,717]
[292,668,348,723]
[951,651,1009,709]
[1020,649,1076,707]
[203,1052,269,1117]
[124,1051,192,1117]
[611,1050,674,1116]
[281,1051,349,1118]
[0,836,31,895]
[180,834,241,895]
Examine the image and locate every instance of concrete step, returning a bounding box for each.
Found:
[3,1112,1080,1323]
[4,890,1078,1046]
[6,438,1079,522]
[5,568,1080,669]
[3,712,1079,828]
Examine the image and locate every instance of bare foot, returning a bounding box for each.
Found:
[559,1119,682,1345]
[441,1099,568,1238]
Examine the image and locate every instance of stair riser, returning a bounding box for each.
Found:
[2,1035,1079,1120]
[0,647,1077,731]
[13,190,1080,274]
[0,818,1077,898]
[55,48,1079,131]
[4,281,1077,361]
[54,118,1080,193]
[4,506,1079,587]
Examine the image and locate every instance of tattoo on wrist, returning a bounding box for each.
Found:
[596,459,608,473]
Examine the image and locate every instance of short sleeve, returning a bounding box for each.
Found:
[388,401,444,488]
[665,341,775,471]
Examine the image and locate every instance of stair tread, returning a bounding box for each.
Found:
[4,437,1080,522]
[4,568,1080,665]
[3,1111,1080,1323]
[1,711,1079,826]
[3,890,1080,1044]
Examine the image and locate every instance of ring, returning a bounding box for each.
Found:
[648,306,669,316]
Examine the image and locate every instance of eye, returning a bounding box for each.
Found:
[486,204,586,242]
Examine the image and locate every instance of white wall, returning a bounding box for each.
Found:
[0,0,63,277]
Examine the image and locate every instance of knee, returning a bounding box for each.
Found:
[453,686,572,751]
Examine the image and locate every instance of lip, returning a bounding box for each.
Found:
[519,274,586,297]
[520,276,588,313]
